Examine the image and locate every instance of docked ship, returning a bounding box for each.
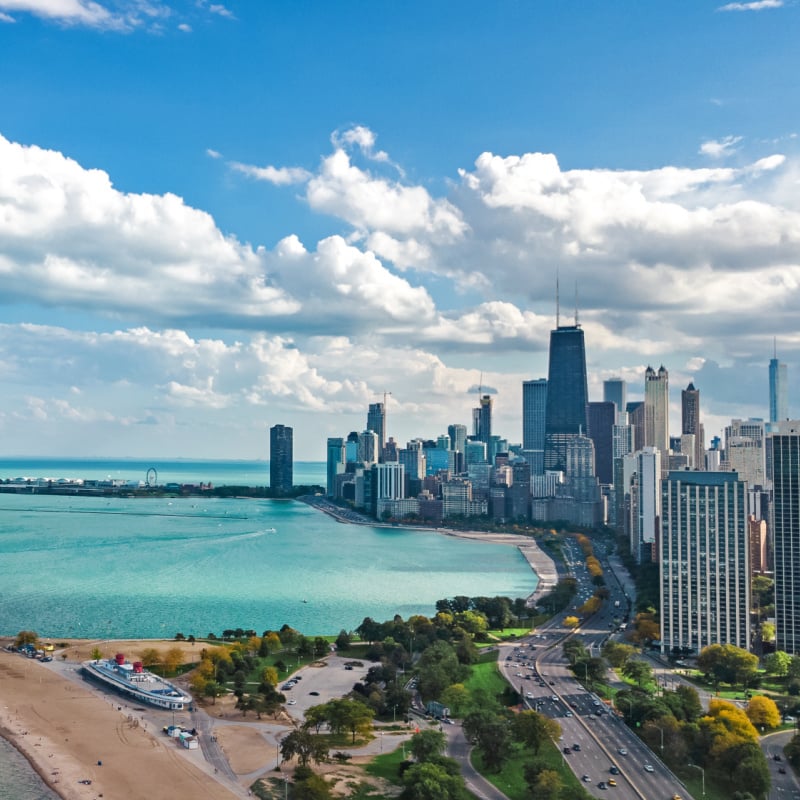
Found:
[82,653,192,710]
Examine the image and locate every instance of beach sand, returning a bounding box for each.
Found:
[0,642,247,800]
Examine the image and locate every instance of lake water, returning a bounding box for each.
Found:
[0,458,536,796]
[0,458,536,640]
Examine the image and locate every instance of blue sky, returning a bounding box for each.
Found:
[0,0,798,460]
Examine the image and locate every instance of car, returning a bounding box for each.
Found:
[671,795,682,800]
[618,748,628,755]
[549,681,555,685]
[565,711,574,717]
[774,754,783,761]
[581,775,591,783]
[643,764,654,773]
[598,782,607,790]
[525,692,534,698]
[551,695,558,702]
[609,766,619,775]
[309,690,320,696]
[287,699,297,705]
[294,675,302,680]
[607,779,617,787]
[563,747,572,754]
[572,744,581,751]
[779,767,787,774]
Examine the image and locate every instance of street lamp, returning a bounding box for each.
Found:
[689,763,705,797]
[653,723,664,752]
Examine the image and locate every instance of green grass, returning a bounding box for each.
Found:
[364,746,407,785]
[464,656,508,700]
[486,627,532,640]
[471,740,589,800]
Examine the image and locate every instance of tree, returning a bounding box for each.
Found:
[203,680,224,704]
[530,769,562,800]
[621,659,653,689]
[602,641,636,668]
[325,698,374,743]
[280,729,329,767]
[764,651,791,678]
[335,630,351,651]
[314,637,329,658]
[511,710,561,754]
[261,666,279,687]
[409,730,446,763]
[91,647,103,661]
[761,621,776,644]
[440,684,470,717]
[564,615,580,629]
[139,647,160,667]
[15,630,38,648]
[746,695,781,729]
[163,646,184,675]
[401,762,468,800]
[463,709,510,772]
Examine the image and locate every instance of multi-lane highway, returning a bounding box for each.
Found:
[496,540,692,800]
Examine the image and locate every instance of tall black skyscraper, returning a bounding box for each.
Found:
[270,424,293,495]
[367,402,386,453]
[587,401,615,485]
[544,325,588,473]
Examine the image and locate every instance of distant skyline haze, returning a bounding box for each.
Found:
[0,1,798,459]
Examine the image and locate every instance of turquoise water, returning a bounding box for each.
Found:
[0,460,535,640]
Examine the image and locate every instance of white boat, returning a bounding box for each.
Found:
[82,653,191,710]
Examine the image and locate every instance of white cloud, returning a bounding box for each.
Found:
[0,0,119,27]
[177,21,190,31]
[717,0,783,10]
[205,148,222,159]
[699,135,743,158]
[229,161,311,186]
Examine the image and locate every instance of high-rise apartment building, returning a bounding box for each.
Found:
[660,471,750,655]
[681,382,703,469]
[367,402,386,454]
[544,324,588,473]
[603,378,627,422]
[269,424,293,495]
[358,430,379,465]
[770,350,789,423]
[644,366,669,458]
[725,419,767,488]
[626,401,645,452]
[770,422,800,653]
[522,379,547,475]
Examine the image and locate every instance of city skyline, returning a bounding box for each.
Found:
[1,1,799,460]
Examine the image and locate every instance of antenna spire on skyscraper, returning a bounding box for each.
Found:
[556,270,560,328]
[574,281,579,327]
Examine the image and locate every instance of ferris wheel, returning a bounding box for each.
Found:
[146,467,158,487]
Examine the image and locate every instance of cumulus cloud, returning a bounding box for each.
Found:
[0,0,120,27]
[699,135,743,158]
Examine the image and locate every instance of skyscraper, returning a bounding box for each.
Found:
[770,347,788,423]
[522,379,547,474]
[660,471,750,655]
[326,437,345,498]
[644,365,669,457]
[681,382,702,469]
[473,394,493,444]
[603,377,627,422]
[544,324,588,473]
[367,402,386,454]
[269,424,293,495]
[447,423,467,455]
[587,401,615,485]
[770,422,800,653]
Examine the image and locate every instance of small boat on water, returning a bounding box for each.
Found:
[82,653,191,710]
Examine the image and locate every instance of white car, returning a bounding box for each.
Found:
[618,748,628,755]
[643,764,654,773]
[287,699,297,705]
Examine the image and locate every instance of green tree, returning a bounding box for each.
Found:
[280,729,329,767]
[139,647,160,667]
[601,640,636,668]
[401,762,468,800]
[621,659,653,689]
[440,684,470,717]
[409,729,446,763]
[764,650,792,677]
[761,621,776,644]
[511,710,561,754]
[463,709,510,772]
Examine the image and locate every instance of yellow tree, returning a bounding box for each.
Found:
[163,646,185,675]
[263,632,282,653]
[746,695,781,729]
[261,666,279,687]
[139,647,160,667]
[564,616,580,629]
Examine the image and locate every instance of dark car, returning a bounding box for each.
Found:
[609,766,619,775]
[572,744,581,751]
[309,690,320,696]
[774,754,783,761]
[563,747,571,754]
[779,767,787,774]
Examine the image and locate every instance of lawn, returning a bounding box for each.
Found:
[472,740,590,800]
[464,654,508,699]
[364,746,407,785]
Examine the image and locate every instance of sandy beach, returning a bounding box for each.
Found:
[0,641,249,800]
